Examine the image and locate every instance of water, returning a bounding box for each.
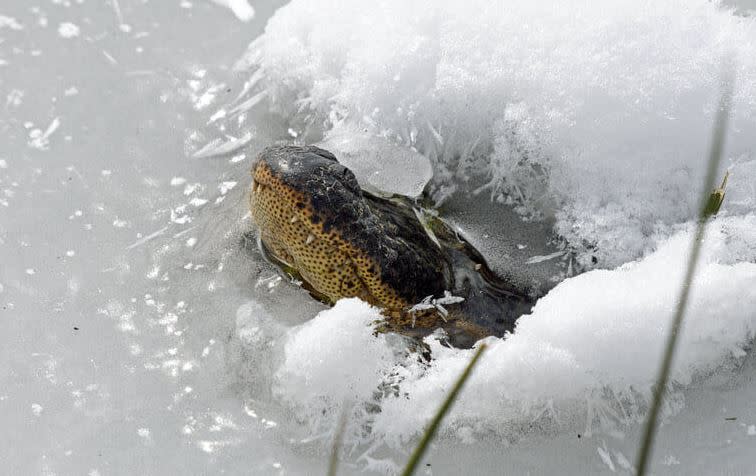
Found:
[2,1,756,475]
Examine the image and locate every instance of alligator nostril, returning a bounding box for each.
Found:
[327,162,360,193]
[328,163,348,175]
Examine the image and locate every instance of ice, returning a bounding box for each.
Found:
[57,22,80,38]
[239,0,756,266]
[208,0,256,22]
[0,15,23,30]
[319,124,433,197]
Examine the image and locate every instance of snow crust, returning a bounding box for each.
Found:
[208,0,255,22]
[237,0,756,266]
[252,217,756,446]
[217,0,756,455]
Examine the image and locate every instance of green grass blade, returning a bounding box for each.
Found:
[703,170,729,217]
[401,343,488,476]
[635,66,735,476]
[327,401,352,476]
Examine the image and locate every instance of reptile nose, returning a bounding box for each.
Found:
[327,162,360,193]
[327,162,349,176]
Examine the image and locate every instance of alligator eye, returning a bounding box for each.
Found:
[327,163,359,192]
[327,163,349,176]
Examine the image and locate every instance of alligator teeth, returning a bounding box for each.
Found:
[290,216,298,224]
[305,234,315,245]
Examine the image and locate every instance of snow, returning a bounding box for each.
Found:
[2,0,756,474]
[0,15,23,30]
[208,0,256,22]
[239,0,756,267]
[273,299,399,426]
[57,22,80,38]
[258,218,756,447]
[230,0,756,468]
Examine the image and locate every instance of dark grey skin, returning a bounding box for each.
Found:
[253,145,537,348]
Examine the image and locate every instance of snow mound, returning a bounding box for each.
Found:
[235,0,756,266]
[221,0,756,456]
[272,299,397,427]
[247,216,756,446]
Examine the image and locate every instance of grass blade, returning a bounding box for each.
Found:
[401,343,487,476]
[635,66,735,476]
[327,401,352,476]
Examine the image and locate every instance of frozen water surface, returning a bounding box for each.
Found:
[2,0,756,475]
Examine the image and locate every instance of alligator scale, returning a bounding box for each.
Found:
[249,145,536,348]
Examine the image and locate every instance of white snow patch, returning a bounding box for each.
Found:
[264,217,756,445]
[218,181,237,195]
[57,22,80,38]
[271,299,398,430]
[28,117,61,150]
[6,89,24,107]
[597,443,616,472]
[662,454,681,466]
[0,15,23,30]
[208,0,255,22]
[238,0,756,266]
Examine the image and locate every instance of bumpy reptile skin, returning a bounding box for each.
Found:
[249,145,535,347]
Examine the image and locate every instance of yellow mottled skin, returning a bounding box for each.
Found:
[250,160,416,317]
